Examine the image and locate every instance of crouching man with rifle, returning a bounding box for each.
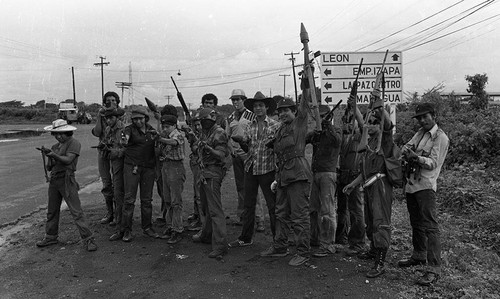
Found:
[36,119,97,251]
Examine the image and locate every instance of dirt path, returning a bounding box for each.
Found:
[0,176,394,299]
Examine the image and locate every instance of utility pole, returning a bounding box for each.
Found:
[93,56,109,100]
[284,51,300,101]
[279,74,290,97]
[115,82,131,107]
[164,95,172,105]
[128,61,133,106]
[71,67,76,106]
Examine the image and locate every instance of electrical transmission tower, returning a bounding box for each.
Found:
[93,56,109,100]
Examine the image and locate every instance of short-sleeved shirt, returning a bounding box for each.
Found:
[123,123,156,168]
[50,137,81,176]
[159,128,185,161]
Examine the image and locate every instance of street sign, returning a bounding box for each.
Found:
[320,51,403,105]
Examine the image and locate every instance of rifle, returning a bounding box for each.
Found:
[171,76,192,125]
[35,146,51,182]
[300,23,321,131]
[323,100,343,122]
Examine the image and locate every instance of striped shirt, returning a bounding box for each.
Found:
[159,128,185,161]
[244,116,280,175]
[227,108,256,159]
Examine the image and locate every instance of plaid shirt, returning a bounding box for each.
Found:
[244,116,280,175]
[159,128,185,161]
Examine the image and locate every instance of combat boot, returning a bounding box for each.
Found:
[366,249,387,278]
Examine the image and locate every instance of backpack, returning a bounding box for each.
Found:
[384,144,404,188]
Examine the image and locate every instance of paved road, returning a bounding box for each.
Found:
[0,124,100,225]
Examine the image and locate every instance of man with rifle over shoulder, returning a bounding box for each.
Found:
[397,103,449,286]
[306,103,342,257]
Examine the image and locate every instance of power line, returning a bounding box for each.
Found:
[402,13,500,52]
[386,0,495,51]
[356,0,466,51]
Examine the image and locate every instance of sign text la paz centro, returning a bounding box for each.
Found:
[320,51,403,105]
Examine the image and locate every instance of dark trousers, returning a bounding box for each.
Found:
[406,189,441,274]
[122,164,155,233]
[190,160,202,218]
[336,181,366,250]
[232,155,245,218]
[98,150,114,211]
[239,169,276,242]
[274,180,311,256]
[46,176,92,240]
[365,178,393,250]
[110,158,124,230]
[199,174,228,251]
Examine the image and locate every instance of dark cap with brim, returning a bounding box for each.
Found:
[413,103,435,118]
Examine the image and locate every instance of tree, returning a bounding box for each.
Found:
[0,100,24,108]
[466,73,489,110]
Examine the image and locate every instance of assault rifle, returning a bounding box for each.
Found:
[323,100,343,122]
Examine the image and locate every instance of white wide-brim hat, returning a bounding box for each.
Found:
[44,119,77,132]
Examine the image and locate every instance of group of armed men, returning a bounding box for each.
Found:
[36,86,449,286]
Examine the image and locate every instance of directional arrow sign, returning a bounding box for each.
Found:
[320,51,403,105]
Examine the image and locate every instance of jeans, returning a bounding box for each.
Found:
[337,181,365,250]
[406,189,441,274]
[110,158,124,230]
[274,180,311,256]
[239,169,276,242]
[45,176,92,240]
[199,173,228,251]
[122,164,155,233]
[162,160,186,233]
[310,172,337,252]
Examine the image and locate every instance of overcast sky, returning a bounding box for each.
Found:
[1,0,499,107]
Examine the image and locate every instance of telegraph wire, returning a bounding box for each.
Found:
[402,13,500,52]
[384,0,495,51]
[355,0,466,51]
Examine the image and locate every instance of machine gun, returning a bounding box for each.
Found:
[171,77,192,125]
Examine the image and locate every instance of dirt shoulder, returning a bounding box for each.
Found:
[0,177,394,299]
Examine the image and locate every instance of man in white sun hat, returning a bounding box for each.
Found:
[36,119,97,252]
